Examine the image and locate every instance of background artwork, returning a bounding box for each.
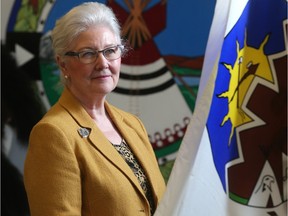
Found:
[2,0,215,183]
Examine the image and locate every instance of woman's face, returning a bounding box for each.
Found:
[58,26,121,99]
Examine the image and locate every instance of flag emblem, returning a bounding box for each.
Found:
[218,34,272,144]
[207,0,287,209]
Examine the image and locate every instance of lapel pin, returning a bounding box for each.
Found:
[78,127,90,138]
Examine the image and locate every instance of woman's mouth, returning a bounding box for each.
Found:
[92,74,111,80]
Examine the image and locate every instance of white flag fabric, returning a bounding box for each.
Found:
[154,0,287,215]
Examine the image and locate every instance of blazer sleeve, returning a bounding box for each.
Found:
[24,122,82,216]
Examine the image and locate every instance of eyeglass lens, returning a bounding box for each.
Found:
[79,46,122,64]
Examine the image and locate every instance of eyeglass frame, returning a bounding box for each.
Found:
[64,45,124,64]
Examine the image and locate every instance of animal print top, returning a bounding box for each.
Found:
[112,140,155,215]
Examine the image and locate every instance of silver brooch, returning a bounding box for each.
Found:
[78,127,90,138]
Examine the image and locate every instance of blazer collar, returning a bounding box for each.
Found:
[58,88,153,197]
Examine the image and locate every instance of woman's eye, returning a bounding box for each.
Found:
[105,48,116,55]
[81,51,95,58]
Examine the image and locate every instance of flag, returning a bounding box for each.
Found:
[154,0,287,215]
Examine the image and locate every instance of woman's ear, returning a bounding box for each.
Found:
[56,55,67,72]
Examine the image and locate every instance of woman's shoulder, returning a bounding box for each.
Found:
[34,102,70,128]
[30,102,78,141]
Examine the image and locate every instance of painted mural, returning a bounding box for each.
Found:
[4,0,215,196]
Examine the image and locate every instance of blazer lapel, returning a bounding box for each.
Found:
[87,127,143,192]
[58,88,146,196]
[106,103,160,197]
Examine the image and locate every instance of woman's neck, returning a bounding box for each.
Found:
[84,103,122,145]
[70,90,106,119]
[68,87,122,144]
[68,86,106,112]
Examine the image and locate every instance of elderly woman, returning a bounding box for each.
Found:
[24,2,166,216]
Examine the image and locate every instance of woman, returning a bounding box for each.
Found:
[24,2,166,216]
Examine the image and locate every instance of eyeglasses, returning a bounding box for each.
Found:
[64,45,124,64]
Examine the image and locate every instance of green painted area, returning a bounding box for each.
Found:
[159,160,175,183]
[155,139,182,158]
[155,139,181,182]
[179,85,198,112]
[229,192,249,205]
[40,61,62,106]
[172,66,202,76]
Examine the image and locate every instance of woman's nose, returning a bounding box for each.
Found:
[94,53,108,70]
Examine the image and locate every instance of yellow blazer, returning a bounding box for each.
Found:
[24,88,166,216]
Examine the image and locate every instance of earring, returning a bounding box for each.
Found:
[64,75,68,79]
